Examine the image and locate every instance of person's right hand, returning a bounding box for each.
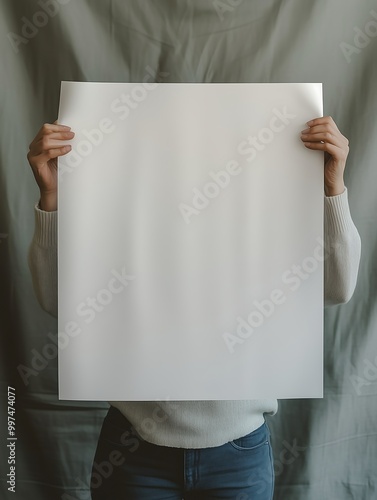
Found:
[27,121,75,211]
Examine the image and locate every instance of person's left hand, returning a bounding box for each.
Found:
[301,116,348,197]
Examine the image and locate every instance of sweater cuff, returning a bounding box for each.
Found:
[33,201,57,247]
[324,186,354,235]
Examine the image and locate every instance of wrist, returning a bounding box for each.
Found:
[39,191,57,212]
[324,180,345,197]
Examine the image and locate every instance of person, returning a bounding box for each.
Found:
[27,115,361,499]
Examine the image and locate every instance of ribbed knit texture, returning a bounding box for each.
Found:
[27,188,361,448]
[27,202,58,319]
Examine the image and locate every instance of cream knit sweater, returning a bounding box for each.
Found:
[28,187,361,448]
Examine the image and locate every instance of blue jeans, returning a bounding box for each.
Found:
[90,405,275,499]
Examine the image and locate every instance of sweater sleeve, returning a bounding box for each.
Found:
[27,201,58,318]
[323,186,361,306]
[27,187,361,317]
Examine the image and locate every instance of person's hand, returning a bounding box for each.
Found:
[27,120,74,211]
[300,116,348,197]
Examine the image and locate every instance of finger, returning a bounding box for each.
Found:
[30,139,72,157]
[30,146,72,165]
[306,116,338,129]
[302,141,342,157]
[301,124,347,142]
[33,123,72,143]
[42,122,71,131]
[52,119,71,128]
[30,130,74,150]
[301,132,345,148]
[303,123,340,134]
[301,127,348,148]
[38,131,75,143]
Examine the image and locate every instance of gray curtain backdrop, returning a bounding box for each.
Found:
[1,0,376,498]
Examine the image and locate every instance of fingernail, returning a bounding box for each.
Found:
[306,120,313,126]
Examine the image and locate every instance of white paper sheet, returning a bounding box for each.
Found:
[57,82,323,400]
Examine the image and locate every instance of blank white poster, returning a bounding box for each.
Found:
[57,82,323,400]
